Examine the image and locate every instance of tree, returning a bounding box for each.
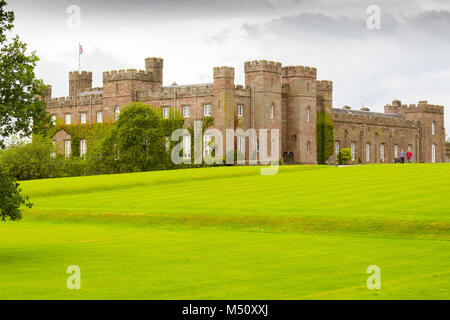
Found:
[99,102,169,173]
[0,1,47,220]
[0,1,50,147]
[0,167,32,221]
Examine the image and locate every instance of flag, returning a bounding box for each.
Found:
[79,44,83,55]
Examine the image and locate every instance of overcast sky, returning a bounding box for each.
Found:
[6,0,450,135]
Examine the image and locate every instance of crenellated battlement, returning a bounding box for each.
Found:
[234,84,251,97]
[145,57,163,69]
[103,69,154,82]
[282,65,317,79]
[137,83,214,100]
[213,66,235,79]
[244,60,282,74]
[69,71,92,81]
[46,94,103,108]
[385,100,444,115]
[78,87,103,94]
[316,80,333,91]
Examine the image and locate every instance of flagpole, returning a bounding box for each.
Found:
[78,42,81,72]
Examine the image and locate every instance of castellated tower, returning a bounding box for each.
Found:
[316,80,333,115]
[244,60,283,160]
[43,85,52,100]
[102,69,156,121]
[212,66,235,149]
[145,57,163,87]
[69,71,92,97]
[385,100,446,163]
[281,65,318,164]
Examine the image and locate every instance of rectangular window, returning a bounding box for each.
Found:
[432,144,436,163]
[65,114,71,125]
[394,144,399,159]
[183,135,191,160]
[432,122,435,135]
[96,111,103,123]
[366,143,370,162]
[237,105,243,117]
[80,140,87,159]
[165,136,170,152]
[335,141,340,159]
[307,108,310,122]
[408,145,412,152]
[183,106,190,118]
[237,136,244,153]
[204,104,212,117]
[65,140,71,158]
[203,135,212,157]
[380,144,385,162]
[80,112,87,124]
[51,115,56,125]
[351,143,356,161]
[162,107,169,119]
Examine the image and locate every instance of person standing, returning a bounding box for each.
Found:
[406,150,412,163]
[400,150,406,163]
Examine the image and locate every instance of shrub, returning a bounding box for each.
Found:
[0,135,58,180]
[339,148,352,165]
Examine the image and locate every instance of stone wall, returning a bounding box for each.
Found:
[446,142,450,162]
[333,108,420,164]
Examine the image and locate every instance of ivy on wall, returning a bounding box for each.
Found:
[316,112,334,165]
[48,107,185,159]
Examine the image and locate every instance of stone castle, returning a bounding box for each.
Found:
[45,57,450,164]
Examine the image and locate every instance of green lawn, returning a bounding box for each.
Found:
[1,164,449,299]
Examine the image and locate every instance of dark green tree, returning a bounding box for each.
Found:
[0,1,50,146]
[0,167,32,221]
[0,1,47,220]
[100,102,169,173]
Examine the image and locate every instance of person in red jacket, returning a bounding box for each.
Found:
[406,151,412,163]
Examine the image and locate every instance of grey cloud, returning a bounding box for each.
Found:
[240,9,450,42]
[8,0,286,18]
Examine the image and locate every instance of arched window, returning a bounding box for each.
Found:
[270,104,274,119]
[307,107,310,122]
[115,106,120,120]
[432,121,435,135]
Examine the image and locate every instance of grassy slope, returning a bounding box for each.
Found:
[1,164,449,299]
